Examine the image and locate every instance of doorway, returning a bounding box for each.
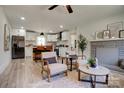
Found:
[12,35,25,59]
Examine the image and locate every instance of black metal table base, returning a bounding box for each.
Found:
[78,70,109,88]
[62,57,73,71]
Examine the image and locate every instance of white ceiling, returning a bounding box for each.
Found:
[1,5,124,33]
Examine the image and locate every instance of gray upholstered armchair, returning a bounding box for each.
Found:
[41,52,68,82]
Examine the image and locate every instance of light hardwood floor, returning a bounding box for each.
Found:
[0,58,124,88]
[0,58,42,88]
[0,58,79,88]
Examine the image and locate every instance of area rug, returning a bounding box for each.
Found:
[28,70,124,88]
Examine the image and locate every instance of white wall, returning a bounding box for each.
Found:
[11,29,26,36]
[77,13,124,58]
[0,7,12,74]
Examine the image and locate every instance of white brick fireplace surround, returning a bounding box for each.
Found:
[91,39,124,72]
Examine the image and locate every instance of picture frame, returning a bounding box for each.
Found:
[95,32,103,40]
[119,30,124,38]
[4,24,10,51]
[107,22,123,38]
[103,30,110,39]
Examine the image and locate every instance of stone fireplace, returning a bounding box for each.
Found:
[91,39,124,72]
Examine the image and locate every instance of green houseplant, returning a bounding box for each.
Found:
[78,34,87,58]
[88,58,96,68]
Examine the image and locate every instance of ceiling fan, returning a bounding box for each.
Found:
[48,5,73,13]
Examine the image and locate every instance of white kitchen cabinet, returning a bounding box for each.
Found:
[47,34,57,42]
[62,31,69,41]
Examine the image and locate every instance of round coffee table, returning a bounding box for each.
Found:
[78,65,110,88]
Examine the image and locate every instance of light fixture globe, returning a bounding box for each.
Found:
[36,32,46,46]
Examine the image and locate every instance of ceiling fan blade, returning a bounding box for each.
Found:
[66,5,73,13]
[48,5,58,10]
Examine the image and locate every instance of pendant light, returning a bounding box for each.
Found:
[36,32,46,46]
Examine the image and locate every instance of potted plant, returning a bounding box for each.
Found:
[88,58,96,68]
[78,34,88,58]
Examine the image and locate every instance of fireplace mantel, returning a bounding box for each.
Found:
[90,38,124,42]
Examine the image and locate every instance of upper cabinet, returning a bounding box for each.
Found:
[47,34,58,42]
[26,31,38,41]
[61,31,69,41]
[46,31,69,42]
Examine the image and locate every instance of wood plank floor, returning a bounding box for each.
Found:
[0,58,78,88]
[0,58,42,88]
[0,58,124,88]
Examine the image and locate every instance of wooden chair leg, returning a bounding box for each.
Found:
[41,69,43,74]
[47,70,51,82]
[65,70,68,76]
[78,70,80,81]
[74,63,78,71]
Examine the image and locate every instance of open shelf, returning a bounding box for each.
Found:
[90,38,124,42]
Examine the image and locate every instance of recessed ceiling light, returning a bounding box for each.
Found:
[20,17,25,20]
[60,25,63,28]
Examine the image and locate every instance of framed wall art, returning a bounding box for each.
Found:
[119,30,124,38]
[95,31,103,40]
[4,24,10,51]
[107,22,123,38]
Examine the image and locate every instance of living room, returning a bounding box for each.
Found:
[0,2,124,90]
